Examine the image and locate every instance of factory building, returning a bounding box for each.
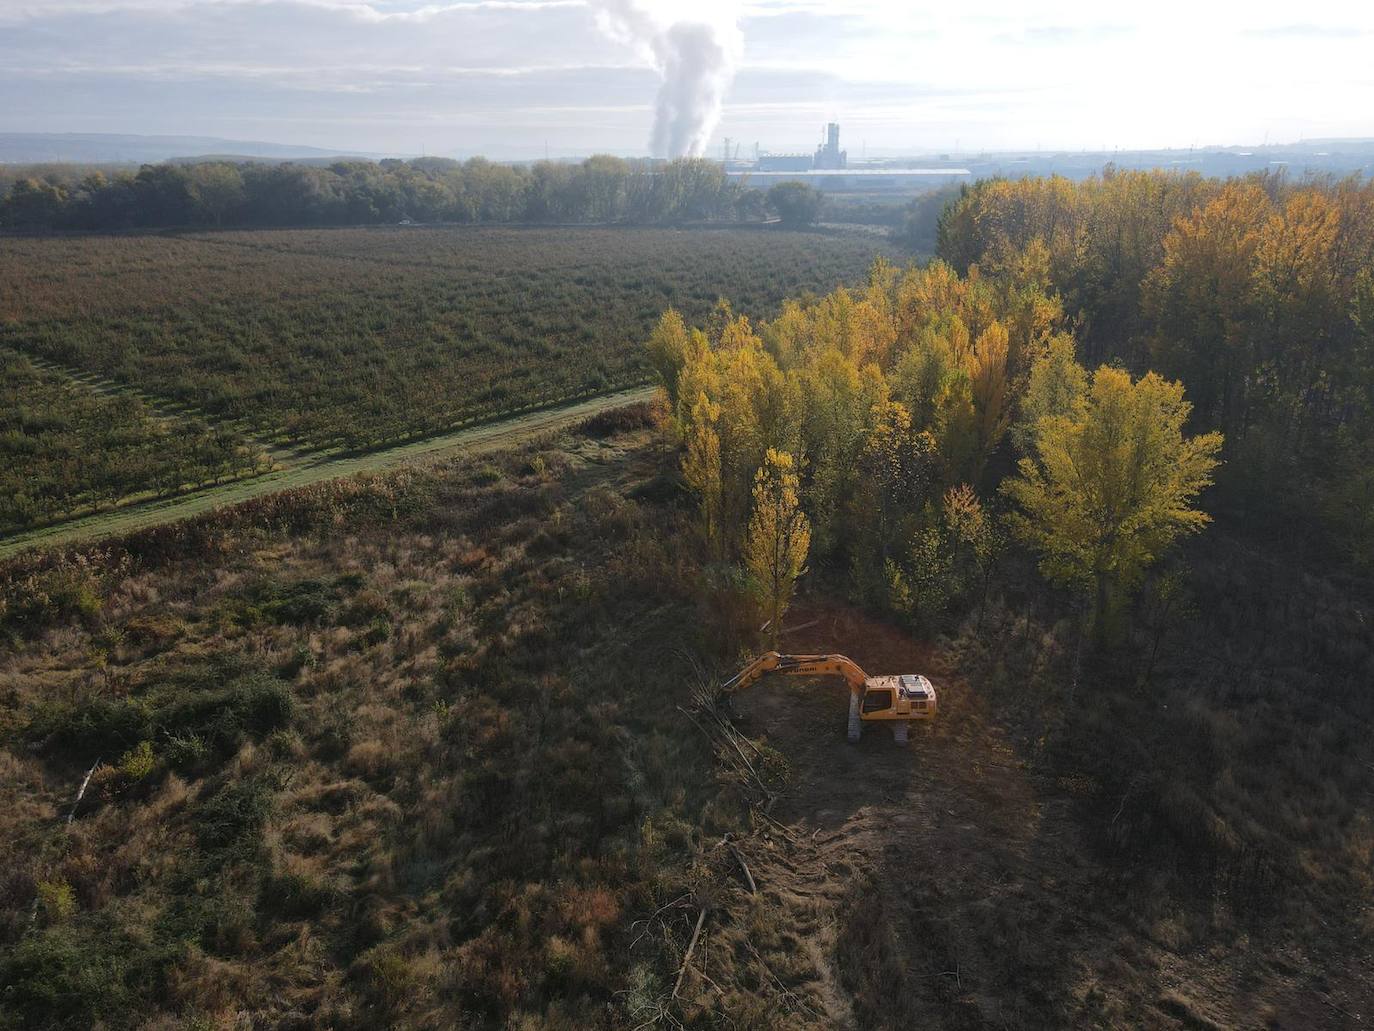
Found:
[814,123,846,170]
[727,122,971,189]
[755,152,813,171]
[754,123,848,172]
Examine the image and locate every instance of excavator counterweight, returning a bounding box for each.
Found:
[721,651,937,744]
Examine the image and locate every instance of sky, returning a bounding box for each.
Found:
[1,0,1372,158]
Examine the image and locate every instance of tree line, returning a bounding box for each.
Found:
[0,156,828,231]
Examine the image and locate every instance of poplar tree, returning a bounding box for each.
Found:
[681,392,724,558]
[745,449,811,647]
[645,308,695,410]
[1004,365,1223,625]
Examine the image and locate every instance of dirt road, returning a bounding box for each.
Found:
[0,385,655,559]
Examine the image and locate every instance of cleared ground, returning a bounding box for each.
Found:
[710,599,1371,1028]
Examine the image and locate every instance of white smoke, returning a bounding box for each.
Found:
[592,0,742,158]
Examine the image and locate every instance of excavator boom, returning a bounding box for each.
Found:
[721,652,869,695]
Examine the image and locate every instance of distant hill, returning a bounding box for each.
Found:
[927,139,1374,183]
[0,132,382,164]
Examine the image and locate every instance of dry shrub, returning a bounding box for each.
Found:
[449,929,529,1018]
[345,739,394,783]
[163,949,258,1020]
[558,886,621,937]
[0,429,724,1028]
[575,401,657,438]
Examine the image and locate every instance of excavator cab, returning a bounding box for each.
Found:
[861,675,935,715]
[857,674,936,743]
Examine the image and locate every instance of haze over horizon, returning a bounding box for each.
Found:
[2,0,1372,160]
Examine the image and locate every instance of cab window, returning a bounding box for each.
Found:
[862,689,893,713]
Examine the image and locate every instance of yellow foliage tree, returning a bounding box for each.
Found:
[1004,365,1223,621]
[1144,182,1272,428]
[932,374,980,485]
[681,392,723,558]
[645,308,695,409]
[1012,332,1087,452]
[745,449,811,647]
[968,320,1013,463]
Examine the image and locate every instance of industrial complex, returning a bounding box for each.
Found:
[723,123,970,189]
[720,122,1374,190]
[745,121,848,172]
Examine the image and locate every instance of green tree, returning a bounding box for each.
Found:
[188,163,246,226]
[1003,365,1223,628]
[745,449,811,647]
[768,181,823,227]
[0,177,68,228]
[1012,332,1087,452]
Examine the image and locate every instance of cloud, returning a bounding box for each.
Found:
[0,0,585,16]
[1007,24,1131,44]
[1,0,1373,154]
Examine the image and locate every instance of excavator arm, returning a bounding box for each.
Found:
[721,652,870,695]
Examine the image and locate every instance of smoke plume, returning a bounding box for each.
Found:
[593,0,741,158]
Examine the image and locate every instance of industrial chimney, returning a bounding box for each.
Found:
[814,122,847,170]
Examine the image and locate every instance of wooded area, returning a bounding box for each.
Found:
[0,156,778,230]
[651,257,1223,643]
[937,169,1373,567]
[651,170,1372,645]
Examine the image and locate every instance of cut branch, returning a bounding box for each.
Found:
[66,758,101,826]
[671,906,709,999]
[726,838,757,894]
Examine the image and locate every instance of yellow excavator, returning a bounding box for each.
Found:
[720,652,938,745]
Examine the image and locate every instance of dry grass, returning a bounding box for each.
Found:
[0,421,723,1029]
